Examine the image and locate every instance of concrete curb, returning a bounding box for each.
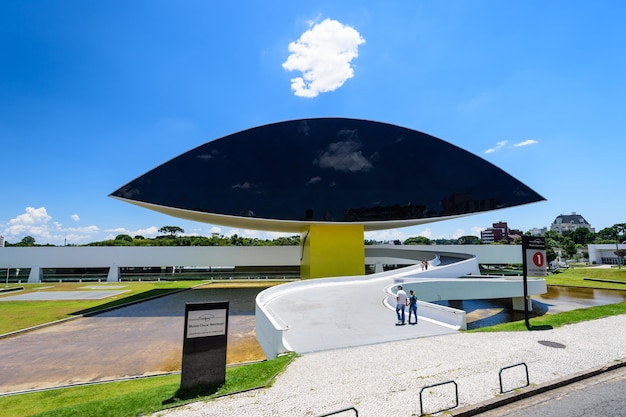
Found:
[0,286,24,293]
[449,359,626,416]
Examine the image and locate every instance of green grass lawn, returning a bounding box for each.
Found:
[468,266,626,332]
[545,266,626,289]
[0,353,297,417]
[468,300,626,332]
[0,281,205,335]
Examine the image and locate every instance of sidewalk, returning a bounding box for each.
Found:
[155,314,626,417]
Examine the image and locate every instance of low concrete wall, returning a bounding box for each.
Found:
[0,244,522,276]
[400,277,547,303]
[0,246,301,268]
[0,246,301,283]
[256,248,479,357]
[383,294,467,330]
[254,302,292,358]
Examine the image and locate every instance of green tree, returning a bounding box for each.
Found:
[190,236,211,246]
[544,230,563,249]
[158,226,184,238]
[403,236,432,245]
[546,247,557,263]
[115,234,133,242]
[595,227,617,243]
[273,236,301,246]
[230,234,244,246]
[456,235,481,245]
[19,236,36,246]
[570,227,595,245]
[562,237,577,258]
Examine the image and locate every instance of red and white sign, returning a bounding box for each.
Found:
[525,249,547,276]
[523,236,547,277]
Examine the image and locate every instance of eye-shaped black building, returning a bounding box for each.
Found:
[110,118,545,277]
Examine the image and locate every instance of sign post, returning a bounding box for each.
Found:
[179,301,229,396]
[521,236,547,329]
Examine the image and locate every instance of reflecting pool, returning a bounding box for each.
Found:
[434,285,626,330]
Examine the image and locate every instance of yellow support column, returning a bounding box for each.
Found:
[300,224,365,279]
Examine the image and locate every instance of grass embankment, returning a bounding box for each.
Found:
[468,301,626,332]
[0,352,297,417]
[469,266,626,332]
[0,281,206,335]
[0,280,285,336]
[545,265,626,288]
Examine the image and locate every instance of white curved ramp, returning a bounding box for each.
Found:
[255,247,547,358]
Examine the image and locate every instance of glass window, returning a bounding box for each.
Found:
[111,118,545,225]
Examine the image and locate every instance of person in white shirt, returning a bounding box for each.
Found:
[395,285,408,325]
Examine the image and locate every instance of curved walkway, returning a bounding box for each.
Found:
[256,248,546,358]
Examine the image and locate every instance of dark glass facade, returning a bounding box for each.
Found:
[111,118,544,229]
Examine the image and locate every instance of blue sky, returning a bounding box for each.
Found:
[1,1,625,245]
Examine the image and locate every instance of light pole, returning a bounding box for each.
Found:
[615,225,620,269]
[5,265,9,288]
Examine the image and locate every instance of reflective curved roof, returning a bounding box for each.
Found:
[110,118,545,232]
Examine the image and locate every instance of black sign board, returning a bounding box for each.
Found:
[180,301,229,393]
[521,236,547,329]
[522,236,547,277]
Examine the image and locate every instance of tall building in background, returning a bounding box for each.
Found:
[550,212,595,234]
[480,221,522,243]
[527,227,548,236]
[0,235,4,247]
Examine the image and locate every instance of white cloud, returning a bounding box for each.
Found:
[136,226,159,236]
[71,214,80,222]
[263,231,298,239]
[223,229,241,238]
[4,207,52,237]
[365,229,407,242]
[513,139,539,147]
[306,176,322,185]
[282,18,365,98]
[315,140,373,172]
[450,227,483,239]
[451,229,467,239]
[419,228,432,239]
[65,225,100,234]
[1,207,101,244]
[485,139,538,154]
[104,226,159,239]
[484,140,508,154]
[471,226,485,237]
[232,182,251,189]
[9,206,51,226]
[208,226,223,236]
